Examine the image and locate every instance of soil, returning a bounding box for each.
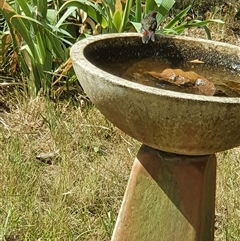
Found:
[173,0,240,46]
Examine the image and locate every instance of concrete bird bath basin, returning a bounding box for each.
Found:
[70,33,240,241]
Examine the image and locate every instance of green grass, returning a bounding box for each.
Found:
[0,94,239,240]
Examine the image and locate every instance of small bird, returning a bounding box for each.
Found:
[141,11,158,44]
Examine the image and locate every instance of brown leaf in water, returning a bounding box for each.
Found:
[148,68,216,96]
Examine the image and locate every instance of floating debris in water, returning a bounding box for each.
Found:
[147,68,216,96]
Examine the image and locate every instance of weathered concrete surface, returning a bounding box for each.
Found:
[111,145,216,241]
[70,33,240,155]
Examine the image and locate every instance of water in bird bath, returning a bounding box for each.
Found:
[96,56,240,97]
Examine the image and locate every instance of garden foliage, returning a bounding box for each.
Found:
[0,0,223,97]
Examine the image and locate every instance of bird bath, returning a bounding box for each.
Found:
[70,33,240,241]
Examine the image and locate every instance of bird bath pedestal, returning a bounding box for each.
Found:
[70,33,240,241]
[111,146,216,241]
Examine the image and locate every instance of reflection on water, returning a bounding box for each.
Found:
[97,56,240,97]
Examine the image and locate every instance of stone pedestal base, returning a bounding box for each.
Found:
[111,145,216,241]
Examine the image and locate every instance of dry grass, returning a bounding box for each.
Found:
[0,94,139,240]
[0,89,239,240]
[215,150,240,240]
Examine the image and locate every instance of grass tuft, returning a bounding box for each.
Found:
[0,95,139,240]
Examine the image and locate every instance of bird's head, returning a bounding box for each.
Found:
[148,11,158,18]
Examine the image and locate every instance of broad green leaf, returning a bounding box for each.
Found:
[164,5,191,29]
[158,28,178,35]
[56,6,76,28]
[155,0,175,7]
[188,19,224,27]
[156,0,175,22]
[16,0,32,17]
[10,15,41,64]
[145,0,156,15]
[21,44,43,92]
[130,21,142,33]
[11,14,43,28]
[172,19,224,39]
[209,19,225,24]
[38,0,48,19]
[202,26,211,40]
[36,31,46,63]
[44,30,66,61]
[48,23,75,39]
[58,0,108,28]
[32,64,43,92]
[58,36,74,47]
[122,0,133,31]
[135,0,142,22]
[11,14,72,49]
[41,40,53,71]
[173,19,224,32]
[104,0,115,13]
[101,0,113,30]
[113,11,122,32]
[47,9,57,24]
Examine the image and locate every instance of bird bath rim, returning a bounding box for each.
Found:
[70,33,240,155]
[70,33,240,105]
